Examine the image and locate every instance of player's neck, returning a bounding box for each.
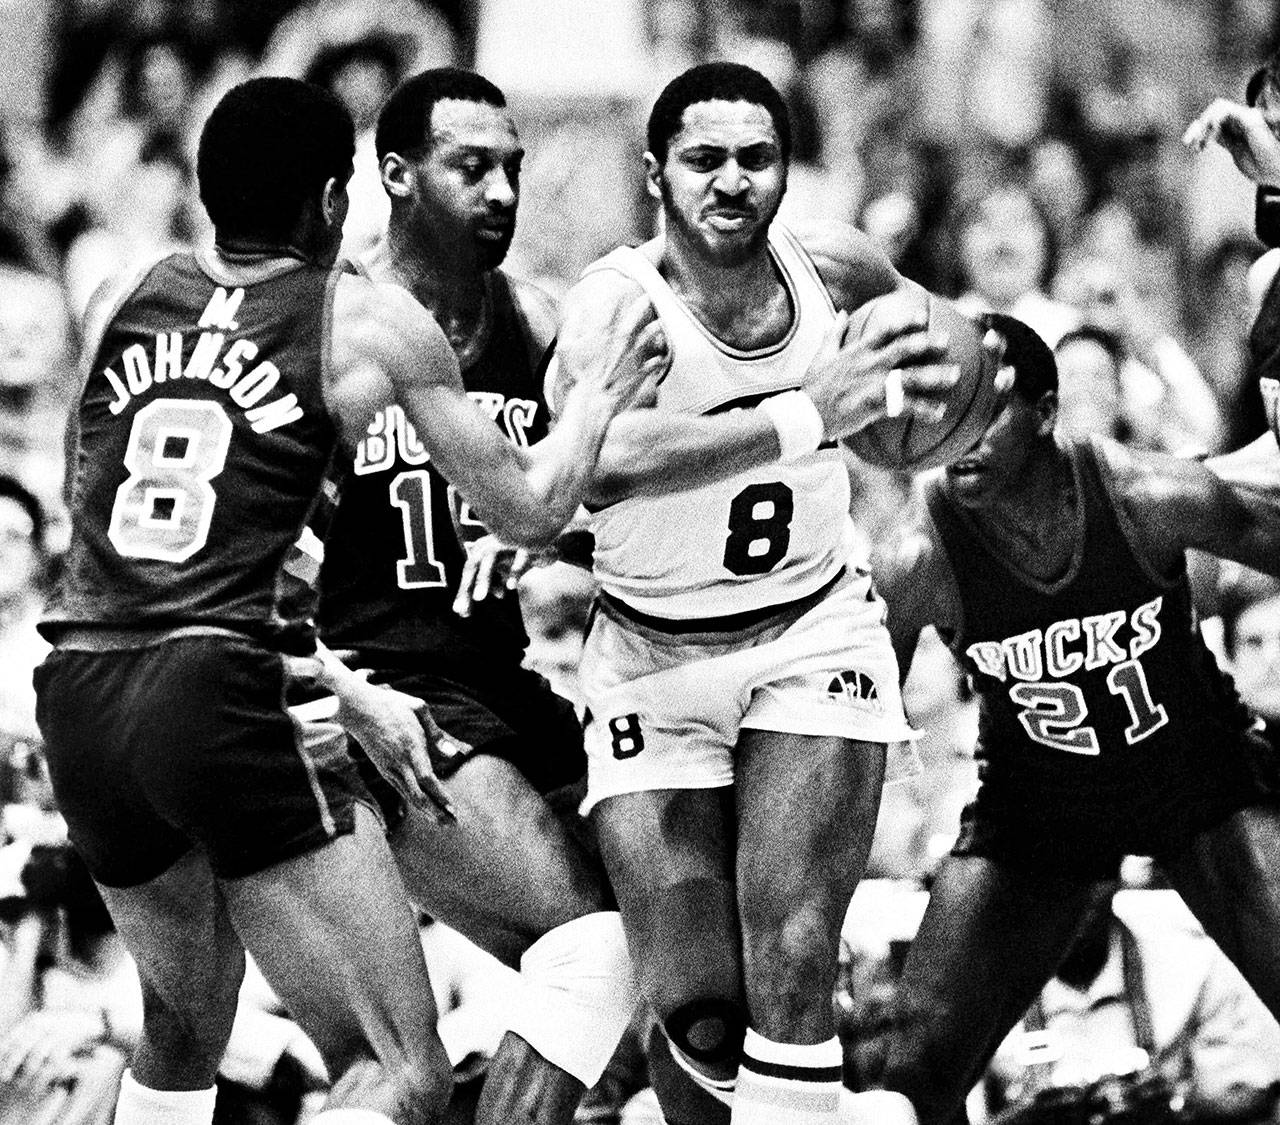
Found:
[980,442,1078,570]
[377,232,492,361]
[660,237,789,349]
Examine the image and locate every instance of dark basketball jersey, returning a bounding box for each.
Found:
[1249,264,1280,440]
[318,271,549,670]
[925,440,1254,800]
[43,252,338,653]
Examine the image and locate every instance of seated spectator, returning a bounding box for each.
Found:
[982,884,1280,1124]
[0,844,141,1125]
[1216,568,1280,740]
[0,477,52,745]
[1055,257,1224,452]
[951,180,1081,348]
[1053,326,1131,445]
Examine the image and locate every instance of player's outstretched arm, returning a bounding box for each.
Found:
[1184,98,1280,187]
[327,274,662,546]
[551,266,954,507]
[1100,438,1280,577]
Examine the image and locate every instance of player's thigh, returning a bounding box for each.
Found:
[390,753,609,967]
[883,856,1104,1112]
[1161,802,1280,1016]
[591,786,742,1018]
[219,802,446,1079]
[98,849,245,1082]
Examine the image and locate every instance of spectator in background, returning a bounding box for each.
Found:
[1053,325,1131,445]
[952,180,1080,346]
[1216,568,1280,741]
[1055,255,1224,451]
[0,478,51,747]
[0,844,142,1125]
[982,884,1280,1124]
[1189,234,1272,450]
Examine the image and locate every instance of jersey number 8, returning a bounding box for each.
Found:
[108,399,232,562]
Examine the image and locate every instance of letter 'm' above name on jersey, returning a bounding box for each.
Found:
[198,287,245,331]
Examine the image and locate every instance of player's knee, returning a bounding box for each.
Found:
[663,996,747,1073]
[740,901,836,1022]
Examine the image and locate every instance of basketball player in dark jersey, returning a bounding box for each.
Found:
[313,69,632,1125]
[872,315,1280,1125]
[33,78,665,1125]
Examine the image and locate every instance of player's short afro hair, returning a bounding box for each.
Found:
[197,77,355,243]
[375,67,506,161]
[979,312,1057,402]
[647,62,791,166]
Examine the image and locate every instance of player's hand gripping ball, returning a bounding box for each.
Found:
[843,290,1005,471]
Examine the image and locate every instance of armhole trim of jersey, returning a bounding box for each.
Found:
[1087,436,1181,591]
[79,251,178,386]
[922,483,968,648]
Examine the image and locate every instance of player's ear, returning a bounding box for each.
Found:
[643,152,664,202]
[320,176,347,227]
[380,151,414,200]
[1035,389,1059,436]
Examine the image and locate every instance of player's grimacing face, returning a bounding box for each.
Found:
[652,100,786,266]
[411,99,522,269]
[945,389,1045,509]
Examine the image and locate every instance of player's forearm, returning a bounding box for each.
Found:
[587,408,782,506]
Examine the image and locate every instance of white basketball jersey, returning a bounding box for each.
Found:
[585,224,857,621]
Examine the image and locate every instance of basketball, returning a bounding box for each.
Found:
[841,290,1002,472]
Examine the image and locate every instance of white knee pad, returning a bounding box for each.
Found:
[505,911,638,1086]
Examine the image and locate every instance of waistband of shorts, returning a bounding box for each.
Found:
[599,566,848,636]
[51,624,258,652]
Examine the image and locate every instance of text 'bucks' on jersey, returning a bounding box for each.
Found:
[584,224,857,622]
[44,251,339,652]
[926,440,1256,794]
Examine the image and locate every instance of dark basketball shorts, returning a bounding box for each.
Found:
[34,634,366,887]
[347,658,587,831]
[952,729,1280,880]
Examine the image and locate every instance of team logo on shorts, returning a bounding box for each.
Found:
[1262,376,1279,438]
[827,670,882,711]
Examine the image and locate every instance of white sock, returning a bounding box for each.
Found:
[113,1071,217,1125]
[309,1110,396,1125]
[732,1030,842,1124]
[838,1088,919,1124]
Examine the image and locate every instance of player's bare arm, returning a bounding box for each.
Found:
[792,218,914,312]
[873,519,962,684]
[327,273,662,546]
[552,262,955,507]
[1184,98,1280,187]
[1099,438,1280,577]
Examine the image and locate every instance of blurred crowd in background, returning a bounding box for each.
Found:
[4,0,1280,1122]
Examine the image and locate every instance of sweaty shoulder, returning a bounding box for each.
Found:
[1089,436,1191,575]
[787,219,905,312]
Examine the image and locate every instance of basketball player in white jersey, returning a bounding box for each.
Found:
[548,63,967,1125]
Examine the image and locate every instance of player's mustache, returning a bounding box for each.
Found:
[704,197,756,218]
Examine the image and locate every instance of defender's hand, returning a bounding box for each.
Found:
[801,306,959,440]
[557,293,670,414]
[453,535,554,617]
[1184,99,1280,186]
[336,672,460,825]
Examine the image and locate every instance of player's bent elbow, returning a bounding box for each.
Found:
[483,508,566,550]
